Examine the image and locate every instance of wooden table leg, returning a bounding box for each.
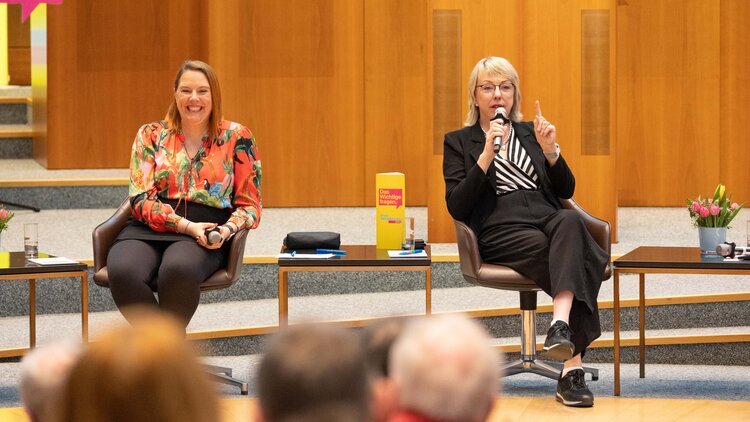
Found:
[613,270,620,396]
[278,269,289,327]
[81,271,89,343]
[639,273,646,378]
[425,267,431,315]
[29,279,36,349]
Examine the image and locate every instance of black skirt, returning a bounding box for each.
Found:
[115,198,232,243]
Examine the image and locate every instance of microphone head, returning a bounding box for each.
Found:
[492,107,509,123]
[206,228,222,245]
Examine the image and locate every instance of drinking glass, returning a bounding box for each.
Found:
[402,217,415,250]
[24,223,39,259]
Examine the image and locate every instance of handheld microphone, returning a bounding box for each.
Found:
[491,107,509,153]
[205,227,222,245]
[716,242,750,258]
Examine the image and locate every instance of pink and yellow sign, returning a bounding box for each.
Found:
[376,173,406,249]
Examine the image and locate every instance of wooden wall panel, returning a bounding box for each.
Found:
[209,0,364,207]
[35,0,750,213]
[581,10,610,156]
[428,8,462,243]
[521,0,616,240]
[41,0,207,169]
[363,0,430,207]
[427,0,524,242]
[7,5,30,86]
[616,0,720,206]
[720,0,750,203]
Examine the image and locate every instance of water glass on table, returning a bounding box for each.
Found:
[402,216,415,250]
[24,223,39,259]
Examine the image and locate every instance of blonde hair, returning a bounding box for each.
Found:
[54,310,219,422]
[20,341,82,422]
[164,60,223,138]
[465,56,523,126]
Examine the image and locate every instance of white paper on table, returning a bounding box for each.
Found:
[277,253,335,259]
[387,250,428,258]
[27,257,80,265]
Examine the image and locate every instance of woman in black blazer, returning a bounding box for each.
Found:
[443,57,609,408]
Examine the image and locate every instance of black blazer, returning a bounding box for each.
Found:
[443,120,575,235]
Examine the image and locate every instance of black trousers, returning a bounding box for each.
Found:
[107,239,227,328]
[478,190,609,356]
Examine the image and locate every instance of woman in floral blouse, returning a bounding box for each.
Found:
[106,60,262,327]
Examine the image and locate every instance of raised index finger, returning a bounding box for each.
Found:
[535,100,543,117]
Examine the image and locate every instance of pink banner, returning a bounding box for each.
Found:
[2,0,63,22]
[378,188,403,209]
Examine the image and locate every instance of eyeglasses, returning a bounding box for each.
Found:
[476,82,514,95]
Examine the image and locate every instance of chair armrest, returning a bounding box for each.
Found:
[560,198,611,255]
[224,228,249,285]
[92,199,131,273]
[453,220,482,279]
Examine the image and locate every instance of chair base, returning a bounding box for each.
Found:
[204,364,249,395]
[502,357,599,381]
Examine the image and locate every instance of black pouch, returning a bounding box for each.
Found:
[283,232,341,250]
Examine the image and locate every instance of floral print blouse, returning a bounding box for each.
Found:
[129,120,262,233]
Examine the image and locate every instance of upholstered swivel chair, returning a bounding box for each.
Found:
[92,199,250,394]
[454,198,610,381]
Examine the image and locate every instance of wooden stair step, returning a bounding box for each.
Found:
[0,124,32,138]
[0,97,31,104]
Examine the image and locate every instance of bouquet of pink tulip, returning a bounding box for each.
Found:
[686,184,743,228]
[0,207,14,232]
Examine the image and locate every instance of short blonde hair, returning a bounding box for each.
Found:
[54,310,219,422]
[20,341,81,422]
[465,56,523,126]
[164,60,223,138]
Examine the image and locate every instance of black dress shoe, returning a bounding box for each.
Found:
[556,369,594,407]
[543,320,574,361]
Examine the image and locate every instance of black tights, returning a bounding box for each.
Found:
[107,239,227,328]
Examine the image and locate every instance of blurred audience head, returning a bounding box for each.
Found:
[390,314,501,422]
[54,309,219,422]
[361,317,409,378]
[257,323,369,422]
[360,317,409,422]
[20,341,82,422]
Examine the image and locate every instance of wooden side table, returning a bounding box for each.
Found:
[277,245,431,326]
[612,246,750,396]
[0,252,88,358]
